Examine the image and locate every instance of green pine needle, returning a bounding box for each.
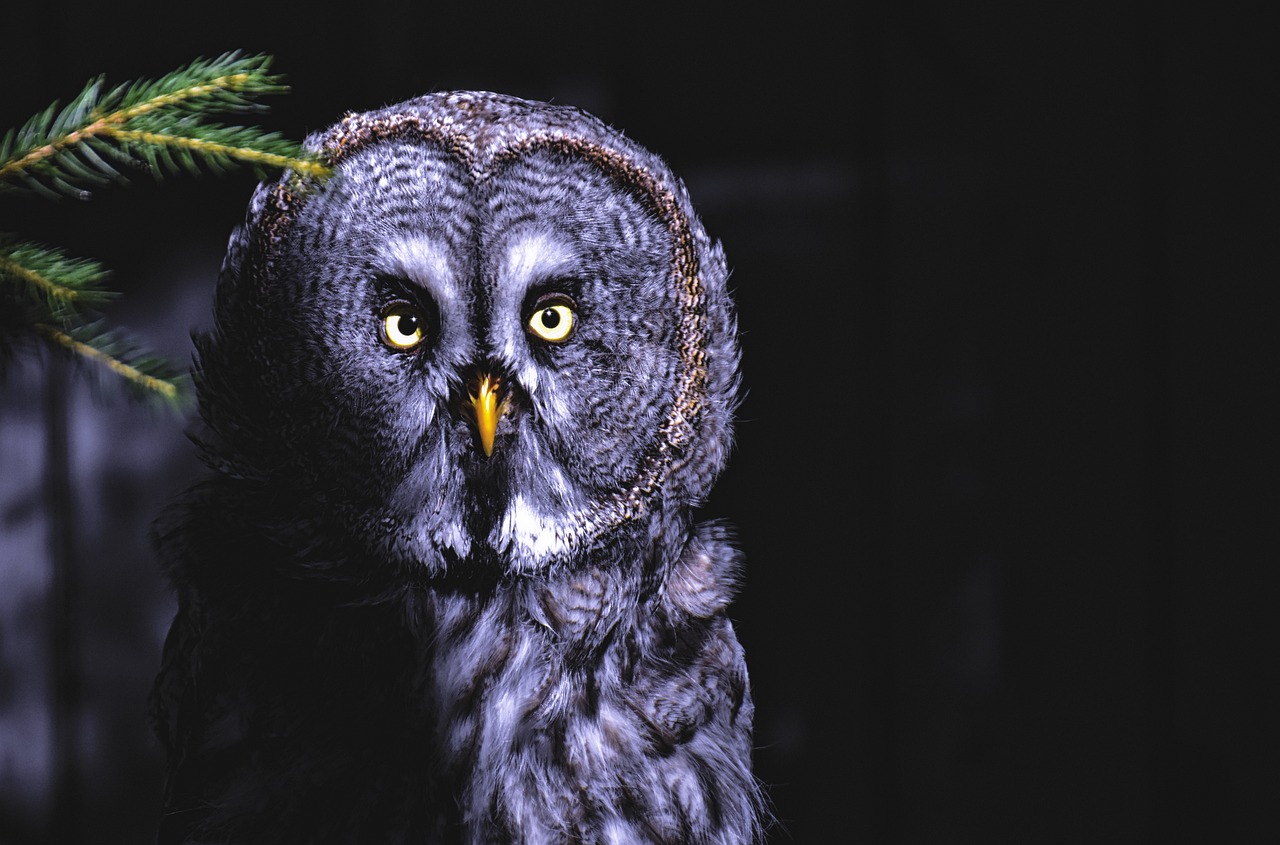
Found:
[0,50,329,198]
[0,52,328,409]
[0,235,116,318]
[35,320,191,409]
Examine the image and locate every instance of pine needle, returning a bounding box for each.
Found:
[0,236,116,317]
[0,52,326,409]
[0,51,329,197]
[35,321,191,409]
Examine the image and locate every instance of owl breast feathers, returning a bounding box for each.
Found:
[150,91,764,844]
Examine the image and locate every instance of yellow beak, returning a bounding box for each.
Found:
[468,374,504,457]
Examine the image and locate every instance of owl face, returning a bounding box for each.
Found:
[201,93,739,575]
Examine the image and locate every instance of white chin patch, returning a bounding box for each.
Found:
[433,519,472,560]
[494,493,571,564]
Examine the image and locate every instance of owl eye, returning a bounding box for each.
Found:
[380,302,427,350]
[526,296,576,343]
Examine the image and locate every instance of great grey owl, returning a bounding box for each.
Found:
[150,91,763,844]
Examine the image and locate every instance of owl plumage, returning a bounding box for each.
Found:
[150,91,763,844]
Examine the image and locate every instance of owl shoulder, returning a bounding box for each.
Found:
[664,519,745,619]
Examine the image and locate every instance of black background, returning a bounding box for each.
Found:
[0,2,1275,842]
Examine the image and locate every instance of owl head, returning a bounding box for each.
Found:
[194,92,740,578]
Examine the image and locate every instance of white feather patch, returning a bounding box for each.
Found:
[422,515,469,559]
[498,493,570,560]
[503,230,574,284]
[492,229,578,396]
[380,235,459,306]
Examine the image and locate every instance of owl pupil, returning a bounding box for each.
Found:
[397,314,419,334]
[540,309,560,329]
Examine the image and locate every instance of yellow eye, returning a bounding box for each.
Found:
[527,301,575,343]
[380,303,426,350]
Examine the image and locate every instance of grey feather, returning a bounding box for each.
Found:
[151,91,764,844]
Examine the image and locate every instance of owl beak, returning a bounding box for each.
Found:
[467,373,507,457]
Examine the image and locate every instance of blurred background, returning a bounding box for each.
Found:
[0,2,1274,842]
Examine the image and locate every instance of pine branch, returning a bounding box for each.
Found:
[35,321,189,408]
[0,52,328,409]
[0,236,116,318]
[111,125,328,180]
[0,51,329,198]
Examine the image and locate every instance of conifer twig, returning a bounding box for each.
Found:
[0,238,116,315]
[0,52,328,194]
[35,322,182,403]
[0,52,329,409]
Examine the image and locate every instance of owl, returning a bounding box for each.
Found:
[150,91,764,844]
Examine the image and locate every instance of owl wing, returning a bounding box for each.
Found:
[150,590,228,844]
[149,537,440,843]
[151,581,280,844]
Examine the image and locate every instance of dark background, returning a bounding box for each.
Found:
[0,2,1274,842]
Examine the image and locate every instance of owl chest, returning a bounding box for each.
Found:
[428,602,634,775]
[422,596,668,835]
